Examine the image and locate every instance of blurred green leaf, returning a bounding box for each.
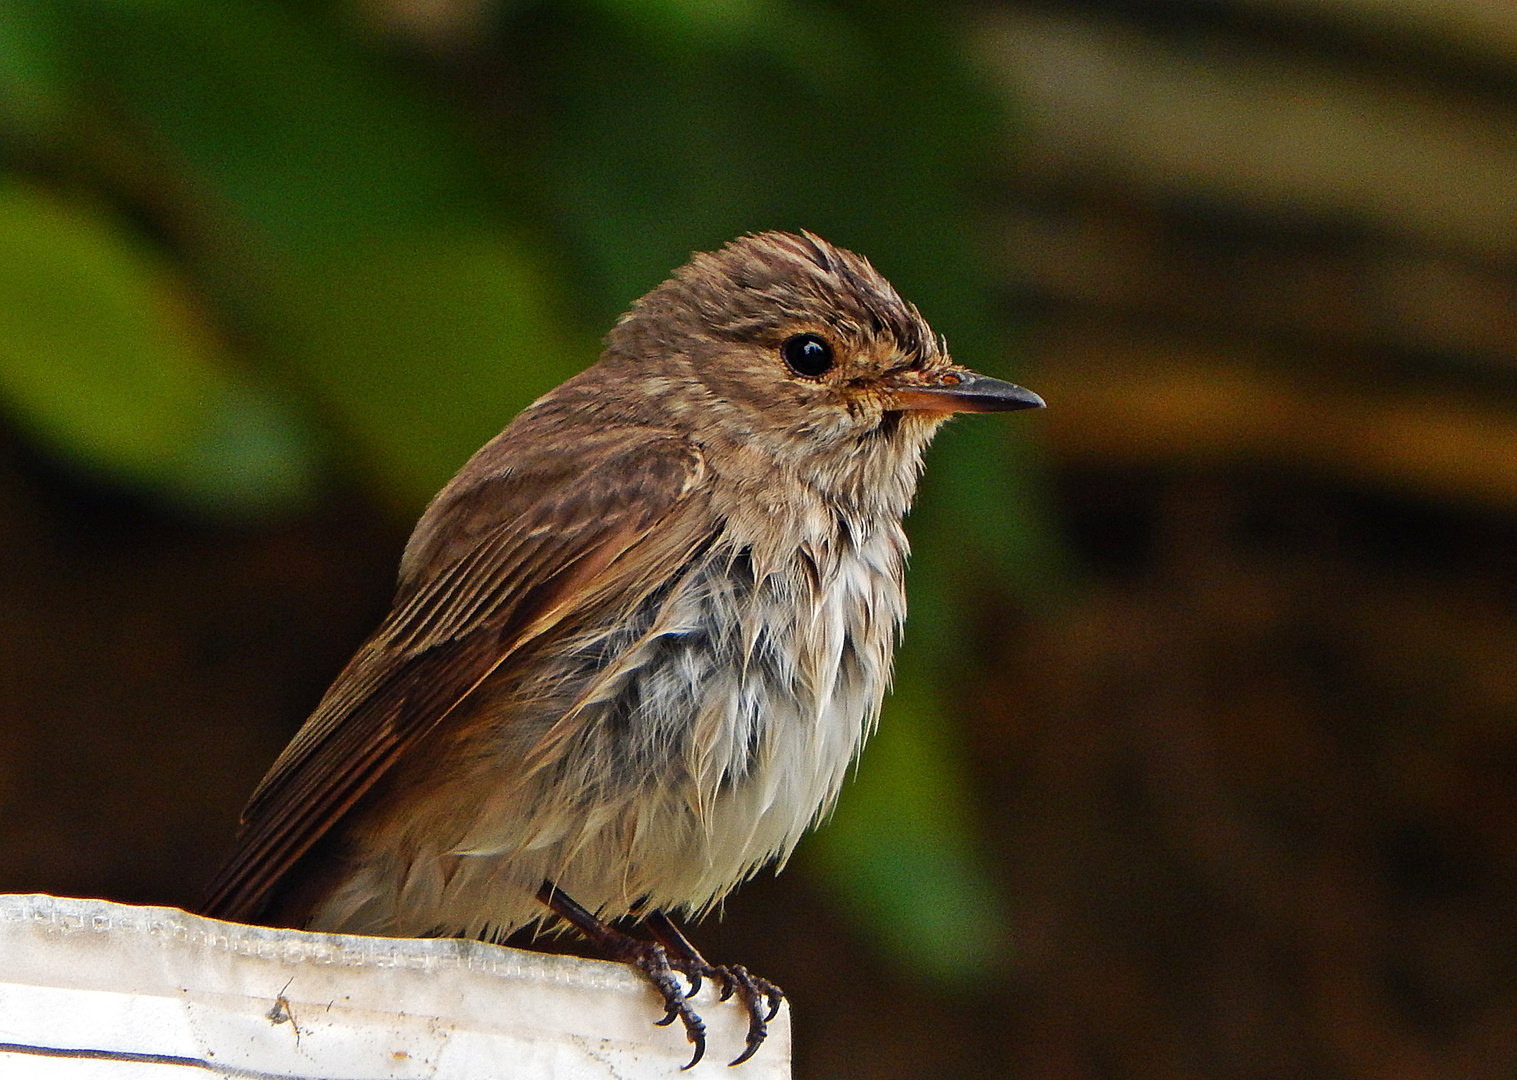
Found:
[274,234,594,508]
[74,0,492,255]
[62,0,580,507]
[805,649,1010,980]
[915,417,1065,617]
[0,178,318,514]
[0,0,73,138]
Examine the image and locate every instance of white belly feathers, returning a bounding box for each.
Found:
[308,513,907,939]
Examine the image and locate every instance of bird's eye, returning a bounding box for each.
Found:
[780,333,835,378]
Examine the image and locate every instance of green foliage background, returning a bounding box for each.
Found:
[0,0,1054,980]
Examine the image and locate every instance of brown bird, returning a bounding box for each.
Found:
[201,231,1043,1066]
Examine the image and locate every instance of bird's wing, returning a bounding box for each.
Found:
[200,433,713,922]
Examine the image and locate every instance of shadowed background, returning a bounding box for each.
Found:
[2,1,1517,1076]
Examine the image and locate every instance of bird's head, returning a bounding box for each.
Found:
[607,230,1040,443]
[593,231,1043,508]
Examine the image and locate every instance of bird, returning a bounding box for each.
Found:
[200,230,1043,1067]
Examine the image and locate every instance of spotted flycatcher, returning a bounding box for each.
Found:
[202,231,1043,1066]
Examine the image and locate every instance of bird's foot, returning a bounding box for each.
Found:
[644,910,785,1066]
[536,884,710,1068]
[675,960,783,1066]
[633,942,711,1068]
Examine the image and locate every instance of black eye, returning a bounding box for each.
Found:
[781,333,834,378]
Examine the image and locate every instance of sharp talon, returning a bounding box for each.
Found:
[729,1032,764,1068]
[629,909,784,1067]
[535,890,722,1068]
[681,1031,707,1070]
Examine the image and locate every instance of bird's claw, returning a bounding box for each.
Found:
[723,965,782,1067]
[630,942,708,1068]
[663,958,784,1067]
[761,984,783,1024]
[537,890,778,1068]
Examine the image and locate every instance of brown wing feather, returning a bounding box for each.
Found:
[200,432,711,922]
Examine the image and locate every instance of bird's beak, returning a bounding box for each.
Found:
[886,369,1045,414]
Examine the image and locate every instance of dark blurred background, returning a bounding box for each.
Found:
[3,0,1517,1076]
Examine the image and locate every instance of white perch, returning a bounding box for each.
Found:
[0,894,791,1079]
